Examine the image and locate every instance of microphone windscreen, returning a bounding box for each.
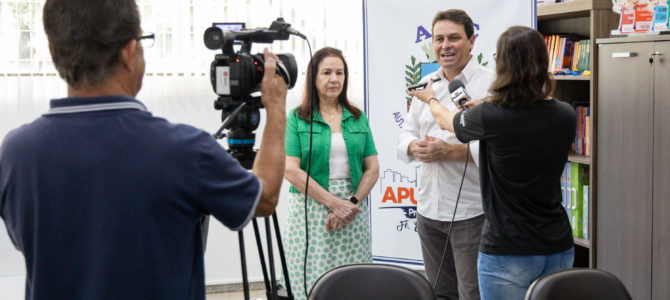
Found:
[448,79,465,94]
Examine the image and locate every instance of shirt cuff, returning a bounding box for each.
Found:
[397,137,418,163]
[230,177,263,231]
[469,140,480,167]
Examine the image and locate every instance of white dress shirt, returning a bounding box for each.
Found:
[397,57,495,221]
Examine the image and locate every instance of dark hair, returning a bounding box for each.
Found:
[487,26,554,108]
[432,9,474,39]
[296,47,361,121]
[43,0,141,88]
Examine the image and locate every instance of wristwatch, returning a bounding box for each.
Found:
[349,196,359,204]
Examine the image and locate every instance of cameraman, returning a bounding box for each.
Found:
[0,1,286,300]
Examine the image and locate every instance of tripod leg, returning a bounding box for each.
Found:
[238,231,249,300]
[252,219,272,294]
[272,212,293,299]
[266,217,278,300]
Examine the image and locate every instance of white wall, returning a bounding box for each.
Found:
[0,0,365,287]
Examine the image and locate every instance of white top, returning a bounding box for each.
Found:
[329,133,351,179]
[397,57,495,221]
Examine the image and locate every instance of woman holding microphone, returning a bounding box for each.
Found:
[408,26,576,300]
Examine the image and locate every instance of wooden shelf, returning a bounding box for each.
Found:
[538,0,592,21]
[568,154,591,165]
[554,75,591,81]
[574,237,591,248]
[538,0,612,21]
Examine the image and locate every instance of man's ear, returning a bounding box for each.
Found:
[119,40,138,72]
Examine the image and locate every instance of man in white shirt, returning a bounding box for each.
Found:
[397,9,494,300]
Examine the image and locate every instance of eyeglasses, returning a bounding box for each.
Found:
[136,33,155,48]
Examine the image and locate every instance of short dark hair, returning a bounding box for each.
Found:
[296,47,361,121]
[487,26,554,108]
[432,9,474,38]
[43,0,141,88]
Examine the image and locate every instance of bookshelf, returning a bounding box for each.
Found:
[537,0,619,268]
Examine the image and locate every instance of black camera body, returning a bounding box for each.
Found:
[204,18,299,169]
[205,18,298,98]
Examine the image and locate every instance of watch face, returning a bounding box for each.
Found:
[349,196,358,204]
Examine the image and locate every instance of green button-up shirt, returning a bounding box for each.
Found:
[286,106,377,194]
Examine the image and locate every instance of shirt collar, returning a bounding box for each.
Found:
[45,95,148,115]
[437,56,479,86]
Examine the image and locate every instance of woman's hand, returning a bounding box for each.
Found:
[327,196,361,224]
[407,80,437,103]
[325,212,345,232]
[458,98,481,110]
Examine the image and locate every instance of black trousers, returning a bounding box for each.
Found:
[417,214,484,300]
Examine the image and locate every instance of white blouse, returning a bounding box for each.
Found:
[329,133,351,179]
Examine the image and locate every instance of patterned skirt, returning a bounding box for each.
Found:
[281,178,372,300]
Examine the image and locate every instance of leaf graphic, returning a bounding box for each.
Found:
[482,62,489,67]
[405,71,413,78]
[477,53,483,63]
[405,65,412,70]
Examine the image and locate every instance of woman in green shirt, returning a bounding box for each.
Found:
[282,47,379,299]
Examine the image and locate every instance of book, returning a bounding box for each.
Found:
[565,163,572,225]
[583,185,589,239]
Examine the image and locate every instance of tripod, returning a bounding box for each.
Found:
[213,99,294,300]
[238,214,293,300]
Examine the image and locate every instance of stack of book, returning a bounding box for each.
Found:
[572,102,590,156]
[544,34,590,75]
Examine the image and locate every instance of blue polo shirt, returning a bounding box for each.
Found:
[0,95,261,300]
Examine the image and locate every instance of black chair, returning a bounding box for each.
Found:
[525,268,632,300]
[308,263,436,300]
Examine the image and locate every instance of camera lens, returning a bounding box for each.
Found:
[277,53,298,89]
[203,27,224,50]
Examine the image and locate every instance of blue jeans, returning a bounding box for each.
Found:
[477,247,574,300]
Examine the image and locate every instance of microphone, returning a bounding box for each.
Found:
[447,79,470,110]
[269,17,307,39]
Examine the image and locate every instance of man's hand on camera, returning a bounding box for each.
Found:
[252,48,288,217]
[261,48,288,112]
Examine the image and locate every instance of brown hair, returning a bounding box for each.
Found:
[487,26,554,108]
[432,9,474,38]
[43,0,141,88]
[296,47,361,121]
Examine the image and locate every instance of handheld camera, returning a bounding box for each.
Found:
[204,18,299,168]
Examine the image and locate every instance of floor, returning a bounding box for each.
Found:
[1,275,269,300]
[206,290,268,300]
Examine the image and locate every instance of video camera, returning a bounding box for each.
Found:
[204,18,299,169]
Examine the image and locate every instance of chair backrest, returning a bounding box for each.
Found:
[525,268,632,300]
[308,263,436,300]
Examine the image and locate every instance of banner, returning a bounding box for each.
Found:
[363,0,536,267]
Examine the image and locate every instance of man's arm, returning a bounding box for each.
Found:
[252,49,288,217]
[397,97,422,162]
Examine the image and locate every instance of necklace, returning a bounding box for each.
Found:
[321,105,340,123]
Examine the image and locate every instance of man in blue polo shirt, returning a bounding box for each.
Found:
[0,0,287,299]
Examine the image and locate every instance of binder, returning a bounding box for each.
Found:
[570,162,584,238]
